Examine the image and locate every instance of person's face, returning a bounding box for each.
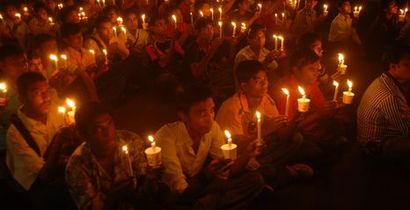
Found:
[305,0,317,9]
[22,80,51,116]
[1,54,28,82]
[5,6,17,19]
[295,61,321,84]
[98,21,113,41]
[37,8,48,20]
[201,4,211,17]
[66,32,83,50]
[154,19,167,34]
[199,24,214,41]
[241,70,269,98]
[67,10,80,23]
[239,0,250,11]
[87,113,117,151]
[340,1,352,14]
[387,3,398,14]
[46,0,56,10]
[390,56,410,82]
[311,40,323,57]
[107,10,118,23]
[249,30,266,49]
[126,13,138,30]
[182,97,215,135]
[29,58,43,72]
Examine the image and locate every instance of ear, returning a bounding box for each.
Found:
[239,82,248,92]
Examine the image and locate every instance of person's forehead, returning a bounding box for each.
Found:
[29,81,48,90]
[93,113,112,125]
[190,98,215,110]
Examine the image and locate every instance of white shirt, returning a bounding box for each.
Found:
[6,107,64,190]
[328,14,354,42]
[156,121,224,193]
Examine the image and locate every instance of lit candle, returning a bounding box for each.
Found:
[89,49,96,62]
[399,9,406,22]
[23,7,29,16]
[112,26,117,38]
[257,3,262,11]
[0,14,3,21]
[102,0,106,7]
[141,14,145,24]
[144,135,162,168]
[353,6,362,18]
[49,54,59,70]
[332,80,339,101]
[337,53,347,75]
[218,7,222,20]
[122,145,134,176]
[281,88,290,117]
[297,86,310,112]
[323,4,328,16]
[281,12,285,22]
[190,11,194,25]
[278,35,284,51]
[275,13,278,24]
[172,15,177,29]
[57,3,64,10]
[220,130,237,160]
[15,13,21,21]
[343,80,355,104]
[48,17,54,26]
[218,21,223,38]
[210,8,214,21]
[273,34,278,50]
[102,49,108,64]
[58,106,67,125]
[231,21,236,37]
[199,10,204,17]
[0,82,7,106]
[60,54,67,68]
[240,22,246,33]
[65,98,76,124]
[117,16,123,25]
[255,111,263,146]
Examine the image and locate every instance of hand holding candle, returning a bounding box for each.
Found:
[323,4,328,16]
[65,98,76,124]
[220,130,237,160]
[297,86,310,112]
[343,80,355,104]
[144,135,162,168]
[0,82,7,106]
[231,21,237,37]
[337,53,347,75]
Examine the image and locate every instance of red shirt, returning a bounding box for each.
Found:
[270,75,326,120]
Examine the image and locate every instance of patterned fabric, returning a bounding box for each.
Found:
[357,73,410,144]
[65,130,147,210]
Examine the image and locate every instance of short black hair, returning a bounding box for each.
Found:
[177,84,214,113]
[297,32,321,51]
[247,24,266,39]
[61,23,83,38]
[95,16,112,29]
[16,72,46,97]
[75,101,111,136]
[236,60,266,84]
[337,0,350,8]
[31,33,56,50]
[33,2,47,13]
[290,50,320,69]
[195,17,213,31]
[59,5,77,23]
[382,43,410,71]
[0,44,24,62]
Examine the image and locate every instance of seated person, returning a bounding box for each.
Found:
[28,3,57,36]
[31,33,59,79]
[156,84,266,209]
[6,72,68,208]
[357,44,410,169]
[328,0,361,45]
[66,101,161,210]
[125,10,150,54]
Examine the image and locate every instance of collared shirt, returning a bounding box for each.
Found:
[328,14,354,42]
[6,106,64,190]
[270,75,326,121]
[127,28,150,53]
[357,73,410,144]
[216,92,279,136]
[234,46,278,72]
[64,47,96,72]
[156,121,224,193]
[65,130,147,210]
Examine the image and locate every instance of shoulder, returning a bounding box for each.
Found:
[219,94,241,111]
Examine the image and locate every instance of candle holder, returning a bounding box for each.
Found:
[342,91,355,104]
[145,136,162,168]
[297,98,310,112]
[221,130,237,160]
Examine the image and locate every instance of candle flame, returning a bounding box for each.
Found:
[277,35,284,41]
[210,8,214,13]
[323,4,328,9]
[338,53,344,62]
[141,14,145,20]
[0,82,7,93]
[231,21,236,27]
[120,26,126,33]
[298,86,305,96]
[49,54,58,61]
[48,17,53,23]
[122,145,128,152]
[255,111,261,121]
[58,106,66,113]
[258,3,262,9]
[102,49,107,56]
[116,17,123,24]
[224,130,231,139]
[333,80,339,87]
[218,7,222,13]
[275,13,278,17]
[199,10,204,17]
[60,54,67,60]
[281,12,285,17]
[112,26,117,32]
[15,13,21,18]
[65,98,76,108]
[401,9,405,15]
[89,49,95,55]
[148,135,155,143]
[241,22,246,29]
[347,80,353,89]
[273,34,277,39]
[218,21,222,26]
[23,7,28,12]
[281,88,289,96]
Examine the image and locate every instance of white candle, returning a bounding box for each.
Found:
[141,14,145,24]
[199,10,204,17]
[337,53,347,74]
[297,86,310,112]
[49,54,59,70]
[58,3,64,10]
[0,82,7,106]
[218,7,222,20]
[65,98,76,124]
[231,21,236,37]
[102,49,108,64]
[58,106,67,125]
[210,8,214,21]
[281,88,290,117]
[273,34,278,50]
[117,16,123,25]
[281,12,285,22]
[190,12,194,25]
[257,3,262,11]
[218,21,223,38]
[323,4,328,16]
[172,15,177,29]
[113,26,117,38]
[332,80,339,101]
[145,135,162,168]
[15,13,21,21]
[122,145,134,176]
[399,9,406,21]
[255,111,263,145]
[89,49,96,62]
[275,13,278,24]
[221,130,237,160]
[278,35,284,51]
[48,17,55,26]
[343,80,355,104]
[60,54,67,68]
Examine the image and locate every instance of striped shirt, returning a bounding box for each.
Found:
[357,72,410,144]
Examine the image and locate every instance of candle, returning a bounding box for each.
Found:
[281,88,290,117]
[343,80,355,104]
[0,82,7,106]
[218,7,222,20]
[240,22,246,33]
[399,9,406,22]
[49,54,58,70]
[58,106,67,125]
[60,54,67,68]
[102,0,106,7]
[353,6,362,18]
[337,53,347,75]
[210,8,214,21]
[23,7,29,16]
[113,26,117,38]
[65,98,76,124]
[89,49,96,62]
[273,34,278,50]
[190,11,193,25]
[199,10,204,17]
[275,13,278,24]
[255,111,263,146]
[122,145,134,176]
[144,135,162,168]
[57,3,64,10]
[218,21,223,38]
[332,80,339,101]
[172,15,177,29]
[0,14,3,21]
[278,35,284,51]
[141,14,145,24]
[231,21,236,37]
[220,130,237,160]
[323,4,328,16]
[48,17,55,26]
[102,49,108,64]
[257,3,262,11]
[281,12,285,22]
[297,86,310,112]
[117,16,123,25]
[15,13,21,21]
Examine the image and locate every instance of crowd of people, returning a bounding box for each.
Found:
[0,0,410,209]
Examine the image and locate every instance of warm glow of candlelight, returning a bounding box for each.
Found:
[338,53,344,64]
[89,49,95,55]
[199,10,204,17]
[117,17,123,25]
[141,14,145,23]
[333,80,339,87]
[298,86,306,97]
[231,21,236,27]
[48,17,54,24]
[347,80,353,91]
[122,145,129,153]
[224,130,232,144]
[102,49,107,56]
[172,14,177,23]
[58,106,66,114]
[281,88,289,96]
[148,135,156,148]
[0,82,7,93]
[323,4,328,10]
[15,13,21,19]
[66,98,76,108]
[255,111,261,122]
[49,54,58,62]
[60,54,67,60]
[120,26,126,33]
[258,3,262,10]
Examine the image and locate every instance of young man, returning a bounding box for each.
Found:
[6,72,68,209]
[156,85,266,209]
[66,101,161,210]
[328,0,361,45]
[357,45,410,169]
[292,0,323,39]
[125,10,150,53]
[31,34,59,79]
